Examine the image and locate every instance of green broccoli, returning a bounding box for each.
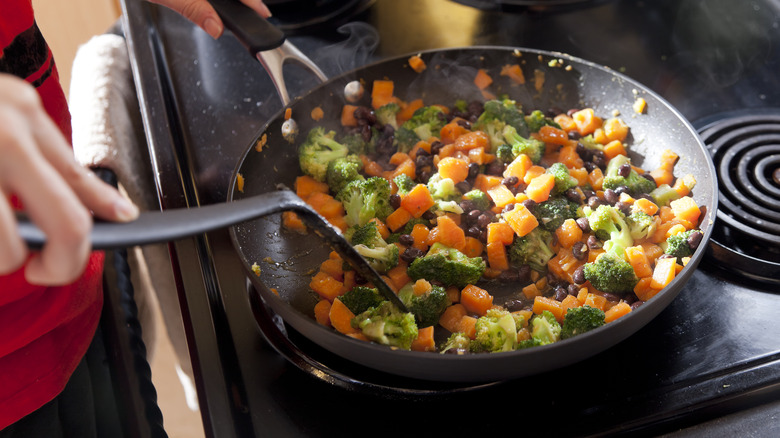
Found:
[662,229,703,258]
[560,305,605,339]
[351,301,418,350]
[495,143,515,164]
[453,99,469,114]
[326,155,364,194]
[340,132,372,156]
[344,221,384,246]
[525,109,561,133]
[602,154,656,195]
[527,310,561,345]
[546,162,579,195]
[337,176,394,227]
[345,221,399,274]
[393,173,416,197]
[508,227,556,272]
[297,127,350,181]
[472,99,529,151]
[626,209,657,240]
[397,281,452,327]
[439,332,472,354]
[582,252,639,295]
[502,125,546,164]
[469,308,519,353]
[532,196,579,232]
[584,204,634,257]
[650,184,681,207]
[426,173,461,202]
[394,106,447,152]
[462,189,491,211]
[339,286,385,315]
[406,242,486,288]
[375,102,400,130]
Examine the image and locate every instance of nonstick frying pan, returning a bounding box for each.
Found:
[20,5,717,382]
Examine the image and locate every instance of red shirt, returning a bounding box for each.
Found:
[0,0,104,429]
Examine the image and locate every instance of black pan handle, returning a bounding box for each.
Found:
[208,0,285,53]
[18,189,406,310]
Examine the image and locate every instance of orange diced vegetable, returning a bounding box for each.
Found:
[440,121,470,144]
[588,167,604,191]
[398,98,424,122]
[604,301,632,323]
[474,68,493,90]
[487,184,516,209]
[474,174,503,193]
[486,241,509,271]
[319,258,343,279]
[500,63,526,84]
[463,236,484,258]
[371,79,396,109]
[670,196,701,225]
[306,192,344,218]
[329,298,359,335]
[572,108,603,136]
[556,218,583,248]
[602,118,629,142]
[341,104,358,127]
[504,154,533,180]
[385,207,412,232]
[387,264,411,290]
[532,296,564,322]
[410,223,430,250]
[461,285,494,316]
[431,215,466,252]
[633,97,647,114]
[522,282,542,299]
[439,303,468,333]
[525,173,556,203]
[314,299,332,326]
[584,293,607,311]
[634,277,660,301]
[523,165,546,184]
[603,140,627,160]
[282,211,307,234]
[650,256,677,289]
[634,197,659,216]
[554,114,577,132]
[437,156,470,183]
[625,245,653,278]
[538,125,571,145]
[411,326,436,352]
[309,271,344,302]
[295,175,329,199]
[412,278,433,296]
[454,130,490,151]
[408,55,427,73]
[487,222,515,245]
[401,184,436,218]
[310,106,324,121]
[503,203,539,237]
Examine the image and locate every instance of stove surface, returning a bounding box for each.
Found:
[120,0,780,436]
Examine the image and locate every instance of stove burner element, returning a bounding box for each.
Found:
[696,111,780,283]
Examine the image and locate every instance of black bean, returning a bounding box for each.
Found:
[460,200,476,213]
[631,301,644,310]
[565,188,582,203]
[455,181,472,194]
[467,101,484,118]
[418,170,432,184]
[658,253,675,260]
[603,189,619,204]
[467,209,482,223]
[687,231,703,250]
[382,124,395,136]
[640,173,657,186]
[618,163,632,178]
[415,154,433,168]
[375,135,396,156]
[466,226,482,238]
[389,193,401,209]
[586,235,602,250]
[467,163,480,180]
[360,124,372,142]
[400,247,425,263]
[416,148,430,157]
[568,130,582,140]
[521,199,537,210]
[479,229,488,243]
[353,106,375,125]
[584,161,597,173]
[477,214,492,228]
[602,292,621,302]
[587,196,602,210]
[516,265,531,283]
[568,284,581,295]
[430,141,444,155]
[576,217,591,233]
[497,269,520,283]
[582,188,596,199]
[572,241,588,261]
[456,119,471,129]
[615,201,631,215]
[485,161,504,176]
[566,108,579,117]
[504,299,527,312]
[502,176,519,187]
[444,348,470,355]
[422,210,437,221]
[398,234,414,247]
[592,151,607,169]
[553,286,568,302]
[503,203,515,213]
[572,265,586,285]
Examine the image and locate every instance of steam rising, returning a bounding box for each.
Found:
[312,22,380,76]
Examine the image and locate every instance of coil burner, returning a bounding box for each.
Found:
[697,110,780,284]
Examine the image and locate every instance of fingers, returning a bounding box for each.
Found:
[148,0,271,39]
[0,188,27,275]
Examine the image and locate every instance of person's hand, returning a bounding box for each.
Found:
[149,0,272,39]
[0,74,139,286]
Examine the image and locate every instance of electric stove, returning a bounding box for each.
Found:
[120,0,780,436]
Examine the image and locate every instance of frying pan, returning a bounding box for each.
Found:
[20,3,717,382]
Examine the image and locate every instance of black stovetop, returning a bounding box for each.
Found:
[120,0,780,436]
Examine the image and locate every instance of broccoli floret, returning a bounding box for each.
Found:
[462,189,491,211]
[502,125,546,164]
[326,155,364,194]
[394,106,447,152]
[495,143,515,164]
[626,209,657,240]
[602,154,656,195]
[472,99,529,151]
[525,109,561,133]
[340,132,371,156]
[528,310,561,345]
[508,227,556,272]
[546,162,579,195]
[533,196,579,232]
[469,308,518,353]
[298,127,350,181]
[650,184,681,207]
[397,281,452,327]
[337,176,394,227]
[352,301,418,350]
[345,222,400,273]
[560,305,605,339]
[344,221,384,246]
[339,286,385,315]
[584,204,634,257]
[453,99,469,113]
[432,200,465,216]
[406,242,486,287]
[375,102,400,130]
[582,252,639,295]
[662,229,703,258]
[426,173,461,202]
[439,332,471,354]
[393,173,416,196]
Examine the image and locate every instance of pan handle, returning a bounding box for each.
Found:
[18,189,406,311]
[209,0,328,106]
